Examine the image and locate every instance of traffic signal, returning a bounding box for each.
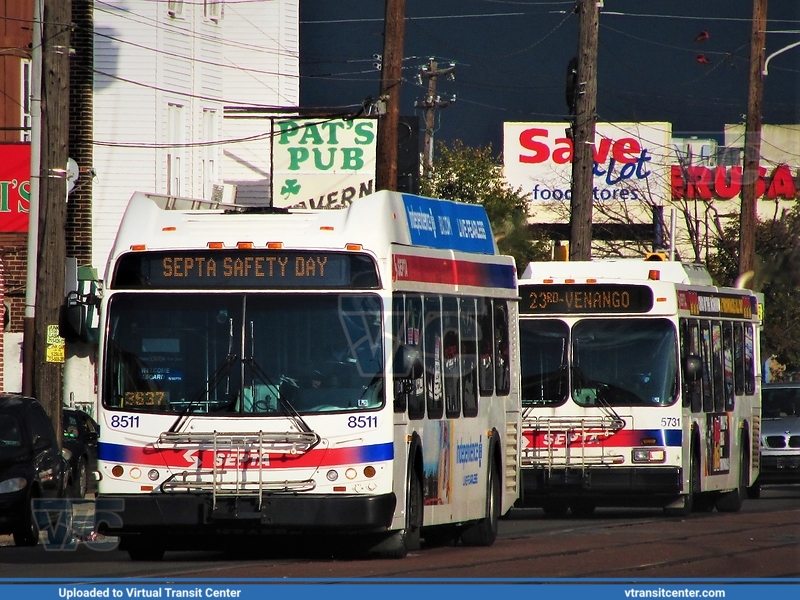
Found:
[645,252,668,261]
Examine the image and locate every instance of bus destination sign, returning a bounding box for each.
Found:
[677,290,756,319]
[112,250,379,289]
[520,284,654,314]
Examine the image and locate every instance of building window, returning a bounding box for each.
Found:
[167,0,184,18]
[167,103,185,197]
[20,59,31,142]
[202,109,218,199]
[204,1,223,21]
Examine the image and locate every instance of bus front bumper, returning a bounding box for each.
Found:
[96,492,397,535]
[520,466,682,506]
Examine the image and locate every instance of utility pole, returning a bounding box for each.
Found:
[31,0,71,436]
[416,59,455,180]
[569,0,600,261]
[739,0,767,284]
[23,0,43,399]
[375,0,405,191]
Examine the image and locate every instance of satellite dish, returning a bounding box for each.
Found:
[67,158,79,193]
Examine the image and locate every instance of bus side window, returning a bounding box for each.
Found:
[443,297,461,419]
[392,295,408,414]
[460,297,478,418]
[494,300,511,396]
[477,298,494,396]
[744,323,756,395]
[680,318,703,412]
[425,296,444,419]
[733,322,745,395]
[394,294,425,420]
[700,320,714,412]
[712,321,725,412]
[723,321,735,411]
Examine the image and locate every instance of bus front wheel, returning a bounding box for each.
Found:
[461,460,500,547]
[664,449,700,517]
[370,462,422,558]
[715,444,747,513]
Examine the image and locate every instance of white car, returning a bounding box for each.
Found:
[759,382,800,486]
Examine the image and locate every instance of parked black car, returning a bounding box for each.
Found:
[0,395,70,546]
[62,408,99,498]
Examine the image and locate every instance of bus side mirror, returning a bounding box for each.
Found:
[684,355,702,382]
[394,345,423,379]
[59,302,85,343]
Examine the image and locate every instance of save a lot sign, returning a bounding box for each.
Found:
[272,118,377,209]
[503,122,672,206]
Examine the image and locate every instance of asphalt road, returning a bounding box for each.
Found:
[0,484,798,579]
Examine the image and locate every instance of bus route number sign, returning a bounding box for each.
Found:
[520,284,654,314]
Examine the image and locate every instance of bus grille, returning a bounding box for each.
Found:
[520,416,626,471]
[156,430,320,509]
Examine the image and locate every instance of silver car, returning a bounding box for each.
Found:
[759,382,800,485]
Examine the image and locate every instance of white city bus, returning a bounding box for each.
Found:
[517,258,761,517]
[89,190,520,559]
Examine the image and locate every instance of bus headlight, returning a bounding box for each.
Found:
[632,448,666,463]
[326,470,338,482]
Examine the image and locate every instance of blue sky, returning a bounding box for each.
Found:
[299,1,800,151]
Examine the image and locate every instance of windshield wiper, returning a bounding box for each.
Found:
[169,316,238,433]
[243,357,318,445]
[571,365,625,429]
[168,353,238,433]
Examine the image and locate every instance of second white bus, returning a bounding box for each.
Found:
[517,258,761,517]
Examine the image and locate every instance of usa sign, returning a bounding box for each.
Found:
[0,143,31,232]
[503,122,672,205]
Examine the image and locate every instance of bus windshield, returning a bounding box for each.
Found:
[520,317,678,408]
[520,319,569,407]
[572,318,678,407]
[103,293,384,415]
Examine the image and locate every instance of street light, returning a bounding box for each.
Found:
[763,39,800,76]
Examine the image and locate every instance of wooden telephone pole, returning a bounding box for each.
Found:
[569,0,600,261]
[29,0,70,435]
[739,0,767,284]
[416,59,455,180]
[375,0,405,191]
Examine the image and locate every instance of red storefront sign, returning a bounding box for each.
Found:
[671,164,798,201]
[0,143,31,232]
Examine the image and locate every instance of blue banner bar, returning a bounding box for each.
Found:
[401,194,496,254]
[1,581,798,600]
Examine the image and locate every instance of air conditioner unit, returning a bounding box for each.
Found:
[210,182,237,204]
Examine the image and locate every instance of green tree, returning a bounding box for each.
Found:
[420,140,550,271]
[707,206,800,376]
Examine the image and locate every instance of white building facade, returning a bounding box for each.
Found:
[92,0,299,271]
